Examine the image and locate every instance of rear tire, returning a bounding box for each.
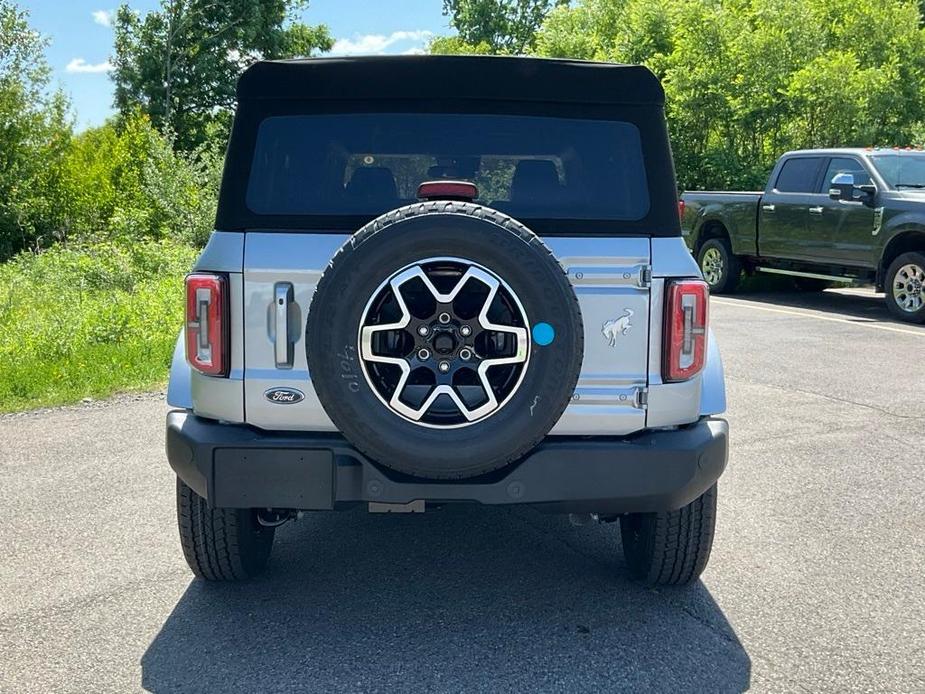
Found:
[884,251,925,324]
[697,238,741,293]
[620,484,717,586]
[176,479,275,581]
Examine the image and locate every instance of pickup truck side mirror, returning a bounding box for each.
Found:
[829,173,876,205]
[829,173,856,201]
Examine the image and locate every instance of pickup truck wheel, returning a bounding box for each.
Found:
[697,239,741,293]
[885,252,925,324]
[619,484,717,586]
[305,202,584,479]
[176,479,275,581]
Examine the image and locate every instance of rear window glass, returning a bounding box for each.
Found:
[774,157,823,193]
[246,113,650,221]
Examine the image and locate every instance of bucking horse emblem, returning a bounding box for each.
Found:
[601,309,634,347]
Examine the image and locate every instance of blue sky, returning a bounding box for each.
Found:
[21,0,451,128]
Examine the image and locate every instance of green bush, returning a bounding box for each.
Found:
[0,239,198,412]
[1,80,221,261]
[2,112,222,261]
[1,2,224,261]
[55,113,222,249]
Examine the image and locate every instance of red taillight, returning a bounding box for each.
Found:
[185,273,228,376]
[663,279,709,382]
[678,199,686,221]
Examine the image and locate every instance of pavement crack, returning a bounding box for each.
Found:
[729,377,924,422]
[0,567,187,631]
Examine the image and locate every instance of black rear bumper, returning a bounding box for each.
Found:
[166,411,728,514]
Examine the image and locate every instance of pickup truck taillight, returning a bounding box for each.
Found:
[185,273,228,377]
[663,279,708,382]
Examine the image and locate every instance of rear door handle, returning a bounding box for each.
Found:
[274,283,294,368]
[761,204,775,212]
[808,206,824,215]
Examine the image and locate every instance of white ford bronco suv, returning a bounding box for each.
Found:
[165,56,728,587]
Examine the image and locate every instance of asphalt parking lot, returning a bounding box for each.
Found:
[1,286,923,693]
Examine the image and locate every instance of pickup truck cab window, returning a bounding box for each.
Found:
[821,157,873,190]
[774,156,824,193]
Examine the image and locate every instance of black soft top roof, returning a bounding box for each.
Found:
[237,55,665,106]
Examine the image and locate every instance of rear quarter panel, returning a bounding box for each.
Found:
[176,232,246,422]
[682,192,762,256]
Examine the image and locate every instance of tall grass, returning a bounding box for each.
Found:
[0,240,197,412]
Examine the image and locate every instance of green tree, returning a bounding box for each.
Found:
[112,0,333,150]
[429,35,494,55]
[533,0,925,190]
[0,0,72,260]
[56,112,221,247]
[532,3,599,59]
[440,0,567,54]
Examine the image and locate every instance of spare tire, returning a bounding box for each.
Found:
[305,202,583,479]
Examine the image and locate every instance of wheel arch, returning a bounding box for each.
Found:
[166,330,193,410]
[693,218,731,256]
[879,228,925,286]
[699,328,726,416]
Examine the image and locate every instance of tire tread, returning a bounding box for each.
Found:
[176,479,273,581]
[621,484,717,586]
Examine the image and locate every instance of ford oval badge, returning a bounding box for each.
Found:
[264,387,305,404]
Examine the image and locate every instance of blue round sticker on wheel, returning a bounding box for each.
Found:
[532,322,555,346]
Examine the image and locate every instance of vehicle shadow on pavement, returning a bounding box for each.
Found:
[141,506,750,693]
[726,277,912,326]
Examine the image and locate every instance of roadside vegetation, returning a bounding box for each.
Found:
[0,240,197,411]
[3,0,925,410]
[0,0,328,412]
[0,98,217,412]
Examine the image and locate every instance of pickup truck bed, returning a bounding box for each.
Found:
[682,192,762,258]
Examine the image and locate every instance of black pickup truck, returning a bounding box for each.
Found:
[681,148,925,323]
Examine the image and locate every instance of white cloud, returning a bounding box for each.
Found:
[92,10,112,27]
[330,30,433,56]
[66,58,113,74]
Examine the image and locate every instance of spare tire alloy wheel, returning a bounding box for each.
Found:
[306,203,584,479]
[359,258,529,427]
